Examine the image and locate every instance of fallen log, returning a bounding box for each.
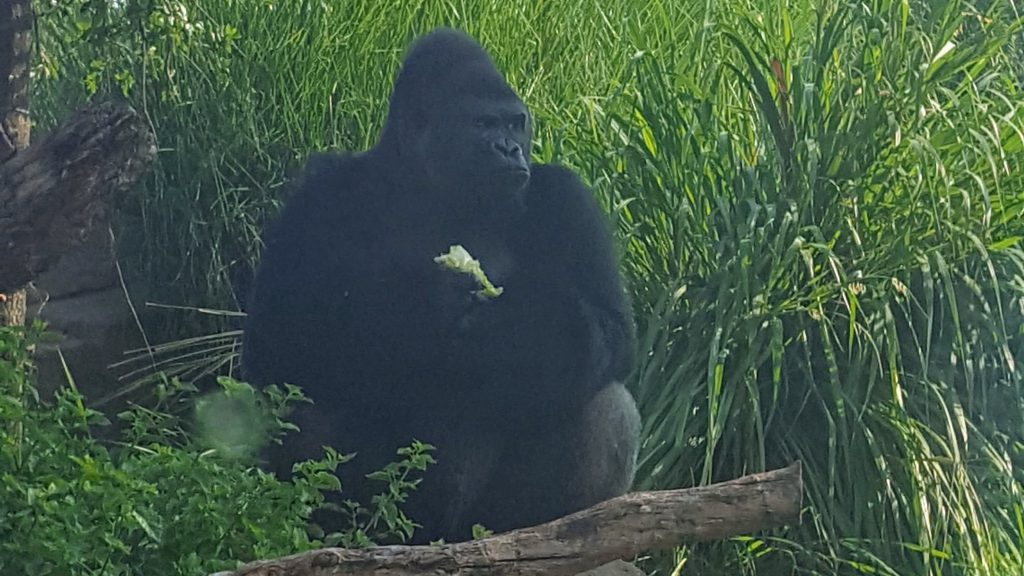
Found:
[212,461,802,576]
[0,100,156,293]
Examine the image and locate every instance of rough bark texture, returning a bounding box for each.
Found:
[0,0,30,161]
[0,101,156,293]
[0,0,33,324]
[211,462,802,576]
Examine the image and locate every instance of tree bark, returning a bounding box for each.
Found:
[0,0,33,324]
[212,462,802,576]
[0,0,30,165]
[0,100,156,294]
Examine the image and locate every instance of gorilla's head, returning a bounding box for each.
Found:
[379,28,533,200]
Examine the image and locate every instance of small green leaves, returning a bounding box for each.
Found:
[434,244,504,299]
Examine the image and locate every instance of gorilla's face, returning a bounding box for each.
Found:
[381,30,534,204]
[424,92,532,196]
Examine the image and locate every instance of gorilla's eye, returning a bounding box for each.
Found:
[509,113,527,132]
[475,116,501,130]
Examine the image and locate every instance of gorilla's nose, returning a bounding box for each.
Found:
[494,138,523,159]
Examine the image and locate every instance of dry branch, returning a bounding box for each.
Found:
[213,461,802,576]
[0,101,156,292]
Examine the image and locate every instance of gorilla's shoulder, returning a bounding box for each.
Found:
[293,151,367,200]
[304,151,354,177]
[528,163,586,188]
[266,151,378,242]
[525,163,599,214]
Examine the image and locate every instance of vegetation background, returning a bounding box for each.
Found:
[5,0,1023,574]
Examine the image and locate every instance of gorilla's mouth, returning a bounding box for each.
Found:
[500,166,531,189]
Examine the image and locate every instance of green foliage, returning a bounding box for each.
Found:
[325,441,436,548]
[0,325,432,574]
[472,524,495,540]
[434,245,505,299]
[574,0,1024,574]
[0,325,314,574]
[29,0,1024,574]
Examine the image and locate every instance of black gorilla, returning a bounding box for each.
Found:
[242,28,640,543]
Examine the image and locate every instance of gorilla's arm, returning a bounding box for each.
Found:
[242,154,393,391]
[447,164,635,411]
[240,163,339,387]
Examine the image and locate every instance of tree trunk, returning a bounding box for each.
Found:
[211,462,802,576]
[0,0,32,325]
[0,100,156,294]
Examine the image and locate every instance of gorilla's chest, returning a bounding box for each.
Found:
[356,222,517,296]
[348,219,520,305]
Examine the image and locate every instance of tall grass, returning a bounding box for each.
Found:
[575,0,1024,573]
[33,0,1024,574]
[34,0,707,317]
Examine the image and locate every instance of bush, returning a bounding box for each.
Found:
[0,323,432,575]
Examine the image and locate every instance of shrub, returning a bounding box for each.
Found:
[0,323,431,575]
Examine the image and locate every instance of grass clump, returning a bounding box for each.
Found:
[577,0,1024,573]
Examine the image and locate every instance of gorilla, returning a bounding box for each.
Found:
[242,27,640,544]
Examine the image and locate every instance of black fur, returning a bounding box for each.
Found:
[242,28,640,543]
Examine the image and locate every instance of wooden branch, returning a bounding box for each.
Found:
[213,462,802,576]
[0,101,156,293]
